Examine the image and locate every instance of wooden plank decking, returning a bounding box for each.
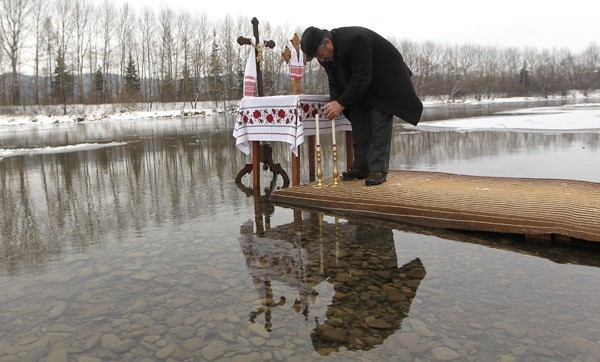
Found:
[270,171,600,243]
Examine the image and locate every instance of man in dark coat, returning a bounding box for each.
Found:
[301,26,423,186]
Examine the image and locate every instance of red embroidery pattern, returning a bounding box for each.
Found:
[290,65,303,79]
[299,101,324,121]
[238,107,298,126]
[243,76,256,97]
[236,99,326,127]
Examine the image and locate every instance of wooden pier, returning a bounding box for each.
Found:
[270,171,600,243]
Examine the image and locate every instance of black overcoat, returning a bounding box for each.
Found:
[319,27,423,126]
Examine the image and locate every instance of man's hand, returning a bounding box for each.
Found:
[322,101,345,120]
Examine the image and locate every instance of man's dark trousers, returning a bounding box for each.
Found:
[347,103,394,174]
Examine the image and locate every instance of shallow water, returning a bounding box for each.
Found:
[1,102,599,361]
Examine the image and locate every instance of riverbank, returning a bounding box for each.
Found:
[1,91,599,128]
[0,100,239,127]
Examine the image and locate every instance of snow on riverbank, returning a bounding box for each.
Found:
[0,92,599,129]
[0,101,238,127]
[0,142,128,159]
[416,103,600,131]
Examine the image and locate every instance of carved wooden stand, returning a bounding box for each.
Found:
[235,143,290,187]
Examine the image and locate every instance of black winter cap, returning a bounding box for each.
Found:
[301,27,327,61]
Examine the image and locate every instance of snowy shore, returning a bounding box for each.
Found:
[0,92,599,129]
[416,103,600,131]
[0,100,241,128]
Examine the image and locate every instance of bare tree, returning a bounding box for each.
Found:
[208,29,223,106]
[86,2,99,100]
[53,0,77,108]
[176,12,190,102]
[556,48,575,96]
[73,0,90,103]
[500,47,523,96]
[442,45,462,100]
[0,0,31,105]
[139,7,156,105]
[579,43,600,95]
[54,0,73,63]
[99,0,116,102]
[41,16,55,105]
[481,46,501,99]
[397,39,421,96]
[459,44,480,97]
[116,2,134,101]
[259,21,279,96]
[158,7,175,102]
[535,49,561,98]
[271,22,294,95]
[413,41,440,96]
[31,0,46,105]
[191,13,211,101]
[220,15,234,101]
[0,36,5,105]
[397,38,419,71]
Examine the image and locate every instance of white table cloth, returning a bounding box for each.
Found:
[233,95,352,156]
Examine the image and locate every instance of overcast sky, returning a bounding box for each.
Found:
[128,0,598,53]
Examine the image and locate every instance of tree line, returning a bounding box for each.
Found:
[1,0,599,111]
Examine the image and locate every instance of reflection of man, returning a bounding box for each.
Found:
[309,222,426,354]
[239,214,426,355]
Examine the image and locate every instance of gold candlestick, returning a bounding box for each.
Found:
[332,144,339,186]
[315,145,324,188]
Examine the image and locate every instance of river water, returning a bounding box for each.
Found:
[1,100,599,361]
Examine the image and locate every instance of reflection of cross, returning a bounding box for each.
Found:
[235,17,290,190]
[249,278,286,332]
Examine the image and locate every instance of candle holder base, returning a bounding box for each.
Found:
[331,146,340,187]
[314,146,324,188]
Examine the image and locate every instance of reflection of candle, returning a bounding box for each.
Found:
[331,118,336,145]
[315,113,320,146]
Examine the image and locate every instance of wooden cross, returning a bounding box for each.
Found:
[235,17,290,190]
[237,17,275,97]
[281,34,307,186]
[281,33,303,94]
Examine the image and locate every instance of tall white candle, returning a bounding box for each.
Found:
[331,118,336,145]
[315,113,320,146]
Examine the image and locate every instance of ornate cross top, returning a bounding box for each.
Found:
[238,17,276,97]
[282,33,304,94]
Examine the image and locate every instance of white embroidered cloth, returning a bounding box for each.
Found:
[290,48,304,79]
[243,47,257,97]
[233,95,352,156]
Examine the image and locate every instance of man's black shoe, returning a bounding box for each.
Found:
[365,172,387,186]
[341,168,368,181]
